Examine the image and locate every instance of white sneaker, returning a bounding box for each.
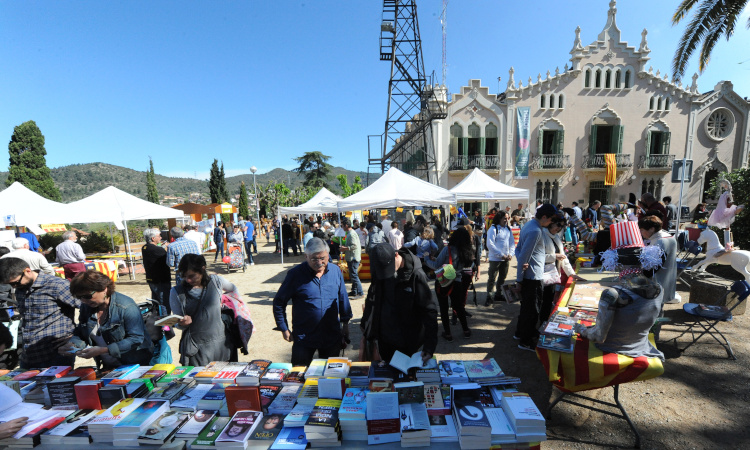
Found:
[250,262,255,266]
[665,293,682,304]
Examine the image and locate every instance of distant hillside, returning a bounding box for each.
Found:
[0,162,377,202]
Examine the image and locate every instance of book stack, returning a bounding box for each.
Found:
[261,362,292,385]
[426,409,458,443]
[74,380,103,410]
[194,362,228,384]
[451,384,491,449]
[399,402,431,447]
[323,357,351,378]
[112,399,170,446]
[191,416,231,449]
[438,360,469,384]
[146,377,195,403]
[365,390,400,445]
[137,409,191,446]
[537,334,575,353]
[347,362,370,387]
[171,383,213,412]
[213,362,249,384]
[317,377,347,400]
[197,383,230,411]
[268,384,301,415]
[338,387,368,441]
[176,410,216,441]
[304,399,342,447]
[235,360,271,386]
[157,365,194,386]
[35,366,72,383]
[282,366,306,386]
[259,384,282,412]
[484,407,516,445]
[47,376,80,408]
[87,397,147,443]
[270,426,307,449]
[40,409,99,445]
[101,365,140,385]
[304,359,327,379]
[247,411,284,449]
[96,383,127,408]
[464,358,507,386]
[500,392,546,443]
[296,378,320,406]
[415,359,440,383]
[284,403,314,428]
[215,410,263,449]
[2,412,69,448]
[368,360,399,381]
[121,365,153,381]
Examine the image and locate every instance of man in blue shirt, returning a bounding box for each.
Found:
[243,221,255,266]
[514,204,556,351]
[273,238,353,366]
[486,211,515,306]
[166,227,200,285]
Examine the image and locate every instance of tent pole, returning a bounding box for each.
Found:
[109,223,115,253]
[123,219,136,280]
[278,205,283,265]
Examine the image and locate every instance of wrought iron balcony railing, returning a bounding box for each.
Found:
[638,154,675,169]
[529,154,572,170]
[581,153,633,169]
[448,155,500,171]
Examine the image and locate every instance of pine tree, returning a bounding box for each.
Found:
[219,162,231,223]
[293,151,332,189]
[208,159,221,203]
[6,120,61,201]
[146,158,160,227]
[238,182,249,219]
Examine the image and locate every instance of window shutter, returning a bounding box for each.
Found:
[662,131,671,154]
[461,137,468,157]
[611,125,624,153]
[450,137,459,156]
[555,130,565,154]
[589,125,598,154]
[645,131,652,156]
[537,130,544,155]
[479,137,486,156]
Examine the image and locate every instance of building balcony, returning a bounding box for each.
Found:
[529,154,572,173]
[582,153,633,172]
[638,154,675,173]
[448,155,500,172]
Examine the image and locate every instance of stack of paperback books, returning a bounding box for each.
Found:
[500,392,547,443]
[338,387,368,441]
[451,383,491,449]
[304,399,342,447]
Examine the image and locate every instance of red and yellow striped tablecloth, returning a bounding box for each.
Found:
[340,253,371,281]
[53,261,119,283]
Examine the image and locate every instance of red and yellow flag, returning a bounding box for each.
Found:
[604,153,617,186]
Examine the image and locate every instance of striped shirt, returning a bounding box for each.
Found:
[14,273,80,367]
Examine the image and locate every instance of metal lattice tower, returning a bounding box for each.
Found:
[368,0,446,183]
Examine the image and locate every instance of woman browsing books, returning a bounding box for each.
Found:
[59,270,153,369]
[170,254,239,366]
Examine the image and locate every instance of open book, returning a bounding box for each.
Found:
[0,384,64,438]
[389,351,437,374]
[155,314,184,327]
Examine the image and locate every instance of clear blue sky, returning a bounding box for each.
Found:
[1,0,748,179]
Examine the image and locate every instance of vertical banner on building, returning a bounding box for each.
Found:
[514,107,531,179]
[605,153,617,185]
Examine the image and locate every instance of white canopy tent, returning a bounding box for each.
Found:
[66,186,185,279]
[336,167,456,210]
[278,187,342,215]
[0,182,72,227]
[449,168,530,201]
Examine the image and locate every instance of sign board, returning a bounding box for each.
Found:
[671,159,693,183]
[380,210,388,216]
[220,203,233,213]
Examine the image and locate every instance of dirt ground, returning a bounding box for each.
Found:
[113,239,750,449]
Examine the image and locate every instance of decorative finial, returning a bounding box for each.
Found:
[564,63,569,71]
[571,26,584,53]
[537,74,542,83]
[555,67,560,76]
[639,28,650,53]
[691,73,699,92]
[648,66,653,73]
[507,67,516,90]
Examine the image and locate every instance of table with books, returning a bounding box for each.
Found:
[0,354,549,449]
[534,267,665,393]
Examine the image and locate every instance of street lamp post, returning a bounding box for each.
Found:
[250,166,260,224]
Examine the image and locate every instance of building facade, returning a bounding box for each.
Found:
[403,0,750,213]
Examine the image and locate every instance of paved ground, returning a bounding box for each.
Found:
[112,239,750,449]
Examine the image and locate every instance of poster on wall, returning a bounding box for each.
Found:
[514,107,531,179]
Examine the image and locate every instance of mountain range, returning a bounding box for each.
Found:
[0,162,376,202]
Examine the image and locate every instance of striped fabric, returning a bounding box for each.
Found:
[610,221,644,249]
[341,253,371,281]
[511,226,521,245]
[53,260,119,282]
[605,153,617,185]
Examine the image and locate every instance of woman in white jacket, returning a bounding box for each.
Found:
[540,215,586,322]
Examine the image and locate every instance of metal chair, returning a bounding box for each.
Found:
[676,240,703,288]
[675,280,750,359]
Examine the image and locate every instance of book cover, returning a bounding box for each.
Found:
[98,384,128,408]
[36,366,72,379]
[284,403,314,426]
[427,411,457,439]
[323,357,350,378]
[146,378,193,402]
[177,410,216,437]
[192,416,231,447]
[339,387,368,416]
[317,377,346,400]
[101,364,140,383]
[225,385,262,416]
[571,309,598,327]
[12,370,40,381]
[114,399,169,430]
[500,392,545,427]
[399,402,431,435]
[423,384,445,411]
[213,362,249,383]
[284,366,306,385]
[537,334,575,353]
[237,359,271,383]
[365,391,400,441]
[137,410,190,443]
[75,380,103,410]
[464,358,505,380]
[42,409,99,440]
[247,413,284,445]
[304,399,341,434]
[484,407,515,442]
[215,410,263,445]
[567,293,601,310]
[368,379,394,393]
[160,365,194,384]
[270,426,307,449]
[122,366,152,381]
[368,360,398,380]
[150,364,176,375]
[395,381,425,404]
[171,383,214,410]
[452,387,490,430]
[88,398,147,427]
[70,367,98,381]
[194,361,228,380]
[259,384,282,410]
[141,369,167,382]
[348,362,371,378]
[303,359,327,379]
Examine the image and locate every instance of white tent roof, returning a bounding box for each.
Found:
[65,186,184,224]
[450,168,530,201]
[0,182,72,227]
[279,187,342,214]
[336,167,456,210]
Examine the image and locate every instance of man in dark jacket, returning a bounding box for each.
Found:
[403,215,427,255]
[361,243,438,363]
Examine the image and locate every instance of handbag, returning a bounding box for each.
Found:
[176,283,208,358]
[542,263,561,286]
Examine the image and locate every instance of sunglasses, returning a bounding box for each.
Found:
[8,272,26,288]
[75,291,97,301]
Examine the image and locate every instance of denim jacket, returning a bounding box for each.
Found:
[71,292,153,366]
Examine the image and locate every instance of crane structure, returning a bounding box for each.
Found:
[368,0,447,183]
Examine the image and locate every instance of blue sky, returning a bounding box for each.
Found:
[1,0,748,179]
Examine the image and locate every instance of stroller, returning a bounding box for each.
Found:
[226,242,247,273]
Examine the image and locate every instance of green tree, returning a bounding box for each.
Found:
[238,181,249,219]
[336,174,365,197]
[218,162,231,223]
[208,159,221,203]
[293,151,332,189]
[6,120,61,201]
[146,158,160,227]
[671,0,749,79]
[709,169,750,250]
[352,175,364,195]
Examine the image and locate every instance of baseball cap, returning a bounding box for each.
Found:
[370,243,396,280]
[536,203,558,219]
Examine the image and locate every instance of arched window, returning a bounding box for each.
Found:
[558,93,565,109]
[595,69,602,88]
[605,69,612,88]
[450,123,462,157]
[657,97,662,110]
[615,70,621,88]
[665,98,670,111]
[585,69,591,88]
[624,70,631,88]
[467,123,480,159]
[641,180,648,196]
[485,123,498,159]
[649,97,655,111]
[549,94,556,109]
[540,95,546,109]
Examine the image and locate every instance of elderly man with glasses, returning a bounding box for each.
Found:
[0,257,80,369]
[272,238,353,366]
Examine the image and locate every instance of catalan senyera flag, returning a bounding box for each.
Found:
[604,153,617,185]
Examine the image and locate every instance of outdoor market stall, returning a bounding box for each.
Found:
[449,167,530,202]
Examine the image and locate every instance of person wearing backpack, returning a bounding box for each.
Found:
[486,211,515,306]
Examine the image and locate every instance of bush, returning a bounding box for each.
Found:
[38,233,65,262]
[710,169,750,250]
[79,231,113,254]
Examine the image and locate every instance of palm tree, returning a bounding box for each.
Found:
[672,0,750,80]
